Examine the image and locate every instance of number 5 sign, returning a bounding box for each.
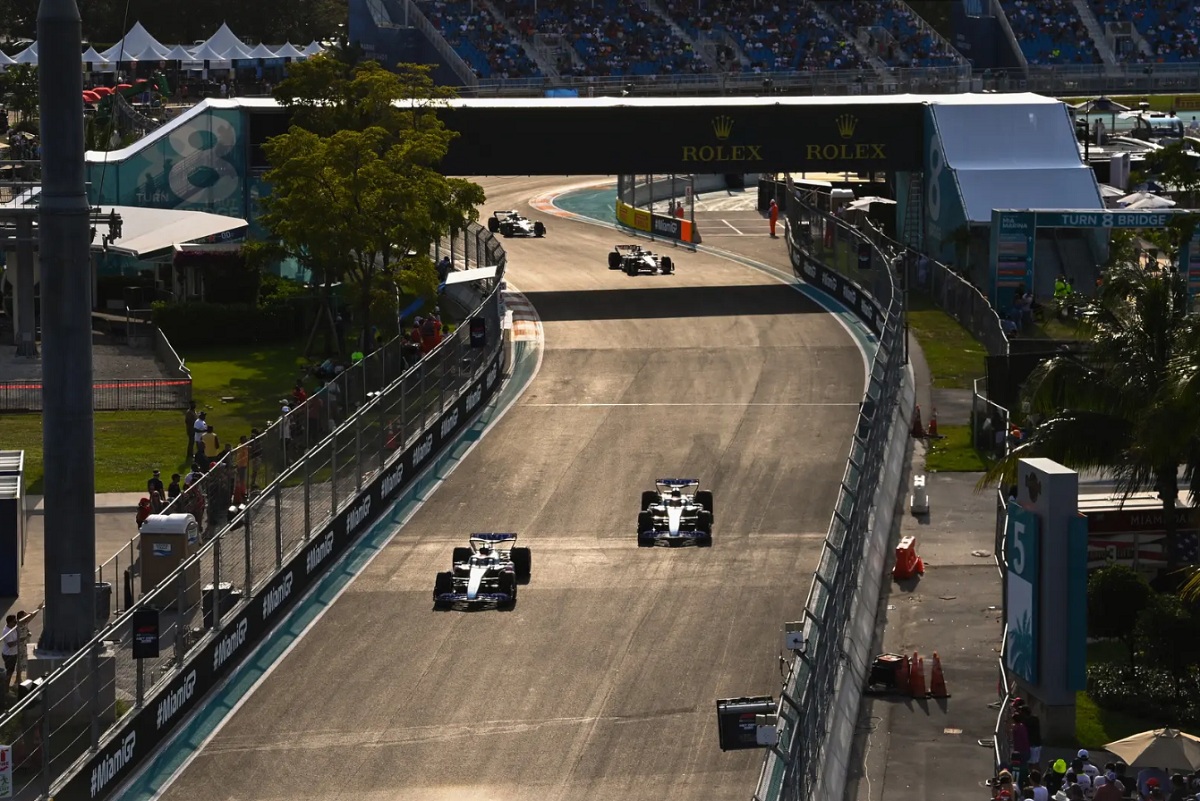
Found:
[1005,503,1041,684]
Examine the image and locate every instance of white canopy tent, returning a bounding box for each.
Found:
[272,42,307,59]
[163,44,195,61]
[244,43,278,59]
[0,50,16,68]
[221,42,255,61]
[81,46,110,65]
[302,41,325,56]
[14,44,38,65]
[101,22,170,61]
[201,23,251,59]
[188,41,235,63]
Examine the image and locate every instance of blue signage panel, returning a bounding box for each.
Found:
[991,210,1035,306]
[1005,502,1040,685]
[1181,231,1200,312]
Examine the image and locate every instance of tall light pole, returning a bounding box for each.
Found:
[37,0,97,653]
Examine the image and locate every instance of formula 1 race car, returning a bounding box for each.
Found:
[608,244,674,276]
[637,479,714,547]
[432,533,532,609]
[487,210,546,238]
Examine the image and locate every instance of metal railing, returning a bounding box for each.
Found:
[911,255,1010,357]
[2,224,508,800]
[0,377,192,412]
[91,222,505,612]
[756,186,908,801]
[972,377,1012,458]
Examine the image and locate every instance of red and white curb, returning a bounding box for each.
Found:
[502,288,542,342]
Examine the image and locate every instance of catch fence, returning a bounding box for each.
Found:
[2,224,505,801]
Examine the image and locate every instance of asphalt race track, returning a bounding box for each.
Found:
[153,177,865,801]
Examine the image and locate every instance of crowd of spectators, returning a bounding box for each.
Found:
[825,0,965,68]
[999,0,1105,65]
[500,0,709,77]
[662,0,867,72]
[1088,0,1200,63]
[416,0,541,79]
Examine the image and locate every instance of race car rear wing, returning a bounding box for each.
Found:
[656,478,699,487]
[470,532,518,543]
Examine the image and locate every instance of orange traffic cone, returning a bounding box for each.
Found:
[930,651,950,698]
[911,404,926,438]
[895,651,911,693]
[910,651,927,698]
[928,407,939,438]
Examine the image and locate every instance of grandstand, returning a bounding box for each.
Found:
[366,0,1200,88]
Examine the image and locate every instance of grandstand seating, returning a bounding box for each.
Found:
[998,0,1104,65]
[1088,0,1200,62]
[497,0,709,77]
[416,0,541,79]
[824,0,964,68]
[661,0,867,71]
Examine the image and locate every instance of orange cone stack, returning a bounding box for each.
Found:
[910,651,927,698]
[928,407,939,438]
[892,536,926,581]
[930,652,950,698]
[895,650,911,692]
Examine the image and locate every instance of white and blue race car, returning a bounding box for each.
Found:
[637,479,714,547]
[433,533,531,609]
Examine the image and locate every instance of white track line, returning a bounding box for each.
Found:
[131,298,546,801]
[721,219,744,235]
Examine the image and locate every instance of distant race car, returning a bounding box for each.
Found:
[433,533,532,609]
[487,210,546,238]
[637,479,714,547]
[608,244,674,276]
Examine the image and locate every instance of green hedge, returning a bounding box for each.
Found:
[1087,663,1200,727]
[151,300,311,348]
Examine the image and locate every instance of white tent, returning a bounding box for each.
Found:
[302,41,325,56]
[221,42,255,61]
[201,23,250,58]
[101,22,171,61]
[1119,192,1176,209]
[0,49,17,67]
[163,44,196,61]
[188,41,234,63]
[14,44,38,65]
[273,42,307,59]
[81,46,110,65]
[244,43,278,59]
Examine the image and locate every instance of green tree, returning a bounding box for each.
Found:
[262,56,484,352]
[1087,564,1152,671]
[1,64,38,122]
[1144,142,1200,209]
[1135,593,1200,693]
[984,261,1200,569]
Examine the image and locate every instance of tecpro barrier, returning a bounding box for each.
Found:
[615,199,696,245]
[55,349,504,801]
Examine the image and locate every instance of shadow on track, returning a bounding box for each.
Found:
[521,284,826,322]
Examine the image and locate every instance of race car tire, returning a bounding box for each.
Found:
[501,225,514,238]
[534,221,546,237]
[608,252,622,270]
[640,490,659,511]
[433,571,454,606]
[698,510,714,535]
[487,216,500,233]
[626,263,638,276]
[697,534,713,548]
[452,546,472,567]
[638,535,654,548]
[696,490,714,517]
[499,572,517,607]
[637,510,653,536]
[662,256,674,274]
[511,546,532,584]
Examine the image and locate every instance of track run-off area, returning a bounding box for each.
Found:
[129,176,868,801]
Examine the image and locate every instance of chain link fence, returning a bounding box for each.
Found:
[755,187,908,801]
[1,223,505,800]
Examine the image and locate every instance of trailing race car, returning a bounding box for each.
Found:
[487,210,546,238]
[432,533,532,609]
[608,244,673,276]
[637,479,714,547]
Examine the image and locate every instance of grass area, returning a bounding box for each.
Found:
[1075,640,1159,749]
[1062,94,1200,113]
[0,341,309,495]
[906,292,987,389]
[924,424,989,472]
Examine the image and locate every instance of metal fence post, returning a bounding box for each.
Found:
[330,430,339,517]
[354,414,363,493]
[89,641,100,751]
[136,654,145,709]
[303,449,311,542]
[244,503,253,594]
[212,534,222,629]
[275,484,284,569]
[174,569,186,666]
[40,698,51,797]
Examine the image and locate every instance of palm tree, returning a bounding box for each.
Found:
[984,260,1200,571]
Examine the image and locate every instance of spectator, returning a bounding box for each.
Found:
[1093,775,1122,801]
[1,615,19,688]
[1078,750,1099,780]
[193,411,208,462]
[168,473,182,501]
[234,436,249,503]
[293,380,307,406]
[147,469,164,498]
[201,425,220,466]
[185,400,197,461]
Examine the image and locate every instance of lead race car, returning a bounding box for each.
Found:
[433,533,532,609]
[608,243,674,276]
[637,479,714,547]
[487,210,546,238]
